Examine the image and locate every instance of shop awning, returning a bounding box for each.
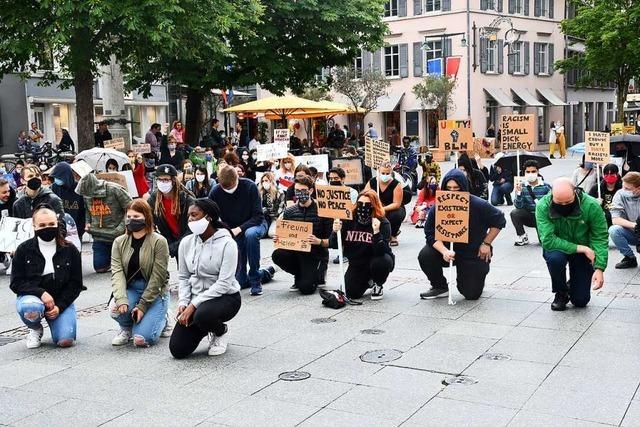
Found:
[484,88,518,107]
[511,88,544,107]
[537,88,568,106]
[406,98,437,111]
[372,92,405,112]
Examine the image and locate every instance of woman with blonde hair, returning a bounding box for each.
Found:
[274,155,296,189]
[258,171,285,237]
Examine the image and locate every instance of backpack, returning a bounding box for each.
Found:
[319,289,362,309]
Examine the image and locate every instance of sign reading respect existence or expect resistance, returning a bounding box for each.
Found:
[364,137,390,169]
[274,219,312,252]
[437,120,473,151]
[585,131,611,165]
[500,114,536,151]
[315,185,355,220]
[435,190,470,243]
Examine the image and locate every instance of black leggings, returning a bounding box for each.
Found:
[344,254,394,299]
[272,249,326,295]
[169,292,241,359]
[386,206,406,237]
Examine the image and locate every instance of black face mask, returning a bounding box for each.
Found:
[35,226,58,242]
[126,218,146,233]
[329,180,342,187]
[616,149,628,157]
[295,189,311,204]
[27,177,42,191]
[552,198,577,217]
[356,202,373,225]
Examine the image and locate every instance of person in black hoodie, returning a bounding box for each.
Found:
[271,175,332,295]
[13,165,64,219]
[329,189,394,300]
[10,205,83,349]
[49,162,86,239]
[489,164,514,206]
[588,163,621,227]
[457,153,488,200]
[418,169,506,300]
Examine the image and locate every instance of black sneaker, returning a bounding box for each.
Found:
[333,255,348,264]
[261,266,276,283]
[371,284,383,300]
[289,283,298,292]
[551,292,569,311]
[615,256,637,269]
[420,288,449,299]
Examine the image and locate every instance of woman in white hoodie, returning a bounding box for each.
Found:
[169,198,241,359]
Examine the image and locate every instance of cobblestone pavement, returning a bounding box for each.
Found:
[1,158,640,426]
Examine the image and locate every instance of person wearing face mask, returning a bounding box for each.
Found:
[327,167,358,266]
[511,160,552,246]
[258,172,285,238]
[49,162,86,239]
[364,162,405,246]
[109,199,170,347]
[275,156,296,190]
[330,190,394,300]
[536,178,608,311]
[159,135,185,170]
[76,172,133,273]
[12,160,24,188]
[0,178,16,269]
[105,159,119,173]
[411,176,438,228]
[589,163,621,227]
[571,155,597,192]
[180,159,194,183]
[128,153,150,198]
[147,164,194,260]
[186,165,214,198]
[13,165,64,220]
[271,175,332,295]
[285,164,312,207]
[209,165,275,295]
[608,171,640,269]
[170,198,241,358]
[10,205,83,349]
[203,148,218,180]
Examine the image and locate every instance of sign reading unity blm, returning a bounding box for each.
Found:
[257,142,289,161]
[500,114,536,151]
[364,137,390,169]
[104,137,126,150]
[315,185,355,220]
[437,120,473,151]
[435,190,470,243]
[585,131,611,165]
[274,219,312,252]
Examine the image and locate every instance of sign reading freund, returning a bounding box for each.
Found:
[274,219,312,252]
[435,190,470,243]
[500,114,536,152]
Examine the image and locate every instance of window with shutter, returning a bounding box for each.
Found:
[354,51,364,78]
[413,42,423,76]
[524,0,529,15]
[399,44,409,77]
[442,0,451,11]
[534,0,541,16]
[487,39,498,73]
[510,0,525,14]
[373,50,382,73]
[548,43,554,75]
[424,0,442,12]
[480,38,488,73]
[384,45,400,77]
[414,0,423,15]
[445,39,452,58]
[497,40,504,74]
[523,41,530,75]
[363,51,372,72]
[384,0,399,17]
[399,0,407,17]
[481,0,488,10]
[533,42,540,75]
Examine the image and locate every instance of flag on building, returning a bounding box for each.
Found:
[426,58,443,76]
[446,57,462,79]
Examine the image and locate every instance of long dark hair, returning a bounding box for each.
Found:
[457,153,476,187]
[193,165,211,193]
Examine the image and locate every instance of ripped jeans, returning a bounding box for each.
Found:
[110,279,168,346]
[16,295,77,345]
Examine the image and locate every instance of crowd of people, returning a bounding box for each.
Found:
[3,118,640,359]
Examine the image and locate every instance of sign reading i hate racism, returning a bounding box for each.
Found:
[315,185,355,220]
[500,114,536,152]
[274,219,312,252]
[435,190,470,243]
[585,131,611,165]
[437,120,473,152]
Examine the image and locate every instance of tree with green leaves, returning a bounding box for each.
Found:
[412,75,457,122]
[556,0,640,122]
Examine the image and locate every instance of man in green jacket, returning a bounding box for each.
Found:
[536,178,608,311]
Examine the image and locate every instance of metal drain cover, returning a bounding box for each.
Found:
[311,318,337,324]
[279,371,311,381]
[442,376,478,386]
[482,353,512,361]
[360,329,385,335]
[360,349,402,364]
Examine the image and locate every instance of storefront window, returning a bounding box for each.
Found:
[52,103,69,143]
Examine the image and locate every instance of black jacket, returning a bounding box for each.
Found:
[489,166,514,185]
[10,237,83,312]
[0,186,17,217]
[13,187,65,219]
[94,130,112,148]
[50,162,86,237]
[159,150,185,170]
[329,217,394,263]
[282,201,332,259]
[147,190,194,257]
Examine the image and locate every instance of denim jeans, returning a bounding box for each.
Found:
[16,295,77,345]
[235,220,268,287]
[110,279,168,345]
[543,250,593,307]
[491,182,514,206]
[92,240,113,272]
[608,225,638,259]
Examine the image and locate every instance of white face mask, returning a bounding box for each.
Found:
[195,174,205,183]
[525,173,538,183]
[262,182,271,191]
[157,181,173,194]
[223,184,238,194]
[188,216,209,235]
[379,173,392,183]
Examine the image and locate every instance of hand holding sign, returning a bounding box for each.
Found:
[274,220,312,252]
[316,185,355,220]
[434,190,470,243]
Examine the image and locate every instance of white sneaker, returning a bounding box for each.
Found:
[25,327,44,349]
[160,312,173,338]
[111,329,132,346]
[208,333,228,356]
[514,234,529,246]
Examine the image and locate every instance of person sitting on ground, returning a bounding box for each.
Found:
[110,199,169,347]
[457,153,488,200]
[330,190,394,300]
[489,164,514,206]
[170,199,241,359]
[536,178,607,310]
[258,172,285,238]
[105,159,119,173]
[418,169,505,300]
[10,205,83,349]
[511,160,552,246]
[0,179,17,269]
[588,163,621,228]
[411,176,438,228]
[327,167,359,264]
[13,165,65,220]
[49,162,86,240]
[285,164,312,207]
[271,175,332,295]
[186,165,214,198]
[364,162,405,246]
[159,135,185,170]
[571,155,597,192]
[609,171,640,269]
[274,155,296,190]
[418,149,441,184]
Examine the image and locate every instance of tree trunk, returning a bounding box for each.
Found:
[74,67,95,152]
[617,79,627,123]
[185,88,204,147]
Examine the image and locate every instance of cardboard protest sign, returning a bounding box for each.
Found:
[97,170,139,198]
[295,154,329,172]
[131,143,151,154]
[257,142,289,161]
[585,131,611,165]
[104,137,126,150]
[364,137,373,166]
[624,125,636,135]
[437,120,473,151]
[331,157,364,186]
[274,219,312,252]
[0,216,33,252]
[464,138,496,158]
[273,129,290,144]
[434,190,470,243]
[611,123,624,136]
[365,137,390,169]
[500,114,536,151]
[315,185,355,220]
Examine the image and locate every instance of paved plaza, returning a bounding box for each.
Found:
[1,158,640,426]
